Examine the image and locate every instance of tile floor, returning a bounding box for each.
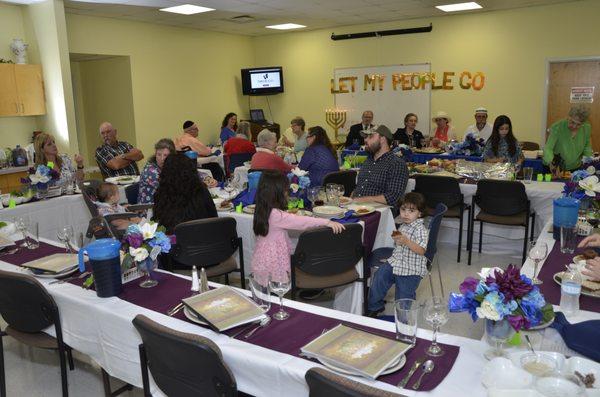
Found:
[1,243,521,396]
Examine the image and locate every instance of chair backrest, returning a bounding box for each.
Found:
[171,217,239,267]
[227,152,254,175]
[305,367,405,397]
[322,170,357,197]
[521,141,540,151]
[0,270,58,333]
[125,182,139,204]
[132,314,237,397]
[424,203,447,268]
[292,223,363,276]
[413,175,462,209]
[78,180,102,217]
[475,179,528,216]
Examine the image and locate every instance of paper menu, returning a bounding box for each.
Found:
[21,254,79,274]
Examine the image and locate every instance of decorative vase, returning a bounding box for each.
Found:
[10,38,28,64]
[137,257,158,288]
[484,318,515,360]
[35,182,48,200]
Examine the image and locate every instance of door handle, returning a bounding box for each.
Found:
[15,103,19,113]
[21,103,24,113]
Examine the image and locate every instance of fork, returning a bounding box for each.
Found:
[50,271,90,285]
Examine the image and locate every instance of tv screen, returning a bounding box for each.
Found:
[241,67,284,95]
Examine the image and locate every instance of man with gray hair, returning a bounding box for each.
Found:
[250,129,293,173]
[543,104,593,171]
[95,121,144,178]
[464,107,492,140]
[344,110,374,147]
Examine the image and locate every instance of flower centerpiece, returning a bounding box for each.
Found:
[446,132,486,157]
[562,166,600,213]
[287,168,311,209]
[448,265,554,359]
[22,164,59,199]
[392,144,413,162]
[121,222,174,288]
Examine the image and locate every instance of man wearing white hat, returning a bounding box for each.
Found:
[465,107,492,141]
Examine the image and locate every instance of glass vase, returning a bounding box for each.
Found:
[35,182,49,200]
[137,258,158,288]
[484,318,515,360]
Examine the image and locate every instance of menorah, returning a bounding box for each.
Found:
[325,109,347,145]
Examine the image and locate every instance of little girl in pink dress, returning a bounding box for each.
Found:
[251,170,344,285]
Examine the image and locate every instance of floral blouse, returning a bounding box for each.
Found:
[54,154,76,186]
[483,137,523,164]
[138,161,160,204]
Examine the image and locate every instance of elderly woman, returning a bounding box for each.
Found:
[430,111,456,143]
[250,129,293,173]
[34,132,84,186]
[138,138,175,204]
[394,113,425,148]
[543,105,593,171]
[298,126,339,186]
[224,121,256,156]
[291,117,309,153]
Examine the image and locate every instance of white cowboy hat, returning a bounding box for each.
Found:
[474,107,488,115]
[432,111,451,122]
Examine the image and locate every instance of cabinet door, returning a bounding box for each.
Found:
[0,64,19,116]
[14,64,46,116]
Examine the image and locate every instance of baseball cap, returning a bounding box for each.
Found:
[360,124,393,140]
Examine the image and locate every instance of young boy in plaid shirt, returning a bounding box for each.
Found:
[367,192,429,317]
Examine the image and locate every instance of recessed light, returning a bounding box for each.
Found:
[435,2,482,12]
[266,23,306,30]
[159,4,215,15]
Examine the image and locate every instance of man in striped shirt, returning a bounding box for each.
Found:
[95,121,144,178]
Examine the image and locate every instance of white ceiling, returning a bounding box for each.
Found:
[15,0,586,36]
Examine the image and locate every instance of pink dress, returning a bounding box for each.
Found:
[251,209,330,285]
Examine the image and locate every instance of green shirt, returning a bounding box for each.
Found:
[543,119,592,171]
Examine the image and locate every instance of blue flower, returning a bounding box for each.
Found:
[298,176,311,189]
[523,287,546,309]
[484,291,514,319]
[125,224,142,236]
[148,231,171,253]
[520,299,542,327]
[571,169,591,182]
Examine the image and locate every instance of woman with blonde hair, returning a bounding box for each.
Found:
[34,132,84,185]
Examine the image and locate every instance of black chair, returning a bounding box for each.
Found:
[467,179,536,266]
[424,203,447,298]
[124,183,139,204]
[171,217,246,289]
[225,152,254,177]
[305,367,407,397]
[132,314,237,397]
[290,224,366,314]
[322,170,357,197]
[521,141,540,151]
[0,270,74,397]
[413,174,470,262]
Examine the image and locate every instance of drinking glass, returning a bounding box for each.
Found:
[528,241,548,285]
[394,299,419,345]
[586,209,599,229]
[248,273,272,312]
[423,296,449,357]
[335,184,345,201]
[14,217,30,248]
[326,183,339,206]
[138,258,158,288]
[57,226,75,253]
[269,271,291,321]
[560,226,577,254]
[223,178,236,200]
[26,221,39,250]
[307,186,321,207]
[522,167,534,184]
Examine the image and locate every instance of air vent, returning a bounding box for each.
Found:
[228,15,256,24]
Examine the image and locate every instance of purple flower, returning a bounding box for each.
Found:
[459,277,479,294]
[486,265,533,302]
[507,314,530,331]
[125,233,143,249]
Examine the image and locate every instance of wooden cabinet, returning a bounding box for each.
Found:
[0,64,46,116]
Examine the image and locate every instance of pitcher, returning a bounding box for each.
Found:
[78,238,122,297]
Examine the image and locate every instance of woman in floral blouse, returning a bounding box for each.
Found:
[483,115,524,167]
[138,139,175,204]
[34,132,84,186]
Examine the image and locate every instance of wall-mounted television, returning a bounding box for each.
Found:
[241,66,284,95]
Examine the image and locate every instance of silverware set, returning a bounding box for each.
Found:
[49,271,90,285]
[398,356,435,390]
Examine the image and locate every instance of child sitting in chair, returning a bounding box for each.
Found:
[367,192,429,317]
[95,182,141,230]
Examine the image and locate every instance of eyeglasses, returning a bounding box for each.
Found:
[568,118,583,128]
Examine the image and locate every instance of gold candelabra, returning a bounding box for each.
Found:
[325,109,347,145]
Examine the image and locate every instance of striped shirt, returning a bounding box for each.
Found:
[95,141,140,178]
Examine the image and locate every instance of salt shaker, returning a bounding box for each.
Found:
[199,267,209,293]
[191,265,200,294]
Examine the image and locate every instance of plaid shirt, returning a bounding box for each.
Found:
[95,141,140,178]
[388,218,429,277]
[353,151,408,206]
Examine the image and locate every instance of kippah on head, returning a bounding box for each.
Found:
[183,120,194,130]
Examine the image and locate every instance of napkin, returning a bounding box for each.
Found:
[331,210,359,224]
[291,167,308,177]
[550,311,600,362]
[211,149,222,157]
[232,189,256,207]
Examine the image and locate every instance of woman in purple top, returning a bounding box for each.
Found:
[299,126,339,186]
[220,112,237,144]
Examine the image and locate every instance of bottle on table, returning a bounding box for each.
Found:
[559,266,582,316]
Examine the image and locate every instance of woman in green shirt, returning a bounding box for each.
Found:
[543,105,592,171]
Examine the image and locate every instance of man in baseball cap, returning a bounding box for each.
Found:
[465,107,492,140]
[352,124,408,207]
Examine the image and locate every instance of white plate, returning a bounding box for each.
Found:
[318,354,406,378]
[564,356,600,389]
[217,203,234,212]
[30,266,78,279]
[527,316,555,331]
[183,306,208,326]
[553,272,600,298]
[535,376,585,396]
[347,204,375,216]
[243,204,255,214]
[312,206,345,219]
[339,196,353,206]
[287,209,313,216]
[105,176,140,185]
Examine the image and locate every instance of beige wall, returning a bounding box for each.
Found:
[71,56,136,164]
[0,3,40,149]
[66,14,255,161]
[251,0,600,144]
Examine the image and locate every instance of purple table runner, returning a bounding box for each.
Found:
[71,270,459,391]
[0,240,66,266]
[537,238,599,313]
